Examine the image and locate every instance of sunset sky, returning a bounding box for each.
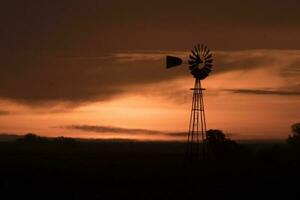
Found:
[0,1,299,141]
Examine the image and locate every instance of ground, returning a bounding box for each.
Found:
[0,141,299,199]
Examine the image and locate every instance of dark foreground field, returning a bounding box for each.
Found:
[0,140,299,199]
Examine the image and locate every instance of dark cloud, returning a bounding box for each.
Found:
[1,1,300,107]
[225,89,300,96]
[1,0,300,53]
[62,125,162,135]
[0,54,185,107]
[0,110,9,116]
[60,125,186,137]
[1,50,300,107]
[280,61,300,77]
[163,132,187,137]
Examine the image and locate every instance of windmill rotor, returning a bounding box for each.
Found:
[165,44,213,80]
[188,44,213,80]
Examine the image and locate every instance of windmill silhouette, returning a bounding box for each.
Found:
[166,44,213,159]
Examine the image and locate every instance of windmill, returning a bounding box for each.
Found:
[166,44,213,159]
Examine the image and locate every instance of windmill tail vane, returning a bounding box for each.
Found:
[166,56,183,68]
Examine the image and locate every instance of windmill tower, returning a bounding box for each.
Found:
[166,44,213,159]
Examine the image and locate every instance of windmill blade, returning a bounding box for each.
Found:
[189,55,197,60]
[205,63,213,68]
[188,60,198,65]
[194,46,199,55]
[166,56,183,68]
[189,63,198,70]
[205,59,213,63]
[199,70,209,78]
[203,67,212,73]
[205,53,212,59]
[203,46,207,56]
[191,49,197,57]
[200,44,204,53]
[204,48,210,57]
[203,47,210,57]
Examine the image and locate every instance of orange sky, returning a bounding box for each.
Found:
[1,1,300,141]
[0,50,299,141]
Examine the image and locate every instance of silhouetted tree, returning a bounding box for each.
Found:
[16,133,49,143]
[53,136,78,146]
[206,129,251,160]
[287,123,300,146]
[206,129,227,144]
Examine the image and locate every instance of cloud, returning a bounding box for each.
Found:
[0,110,9,115]
[163,132,187,137]
[1,1,300,108]
[60,125,186,137]
[225,88,300,96]
[1,0,300,53]
[62,125,162,135]
[0,49,300,107]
